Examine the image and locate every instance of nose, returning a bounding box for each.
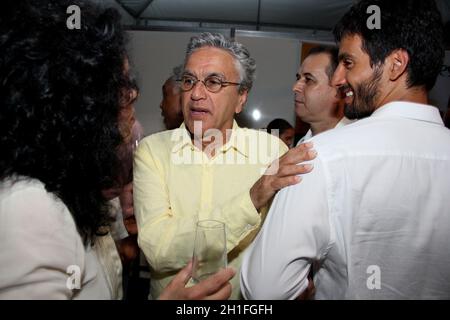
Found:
[292,79,304,93]
[190,80,207,100]
[331,64,347,89]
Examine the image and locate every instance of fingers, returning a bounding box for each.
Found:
[297,278,316,300]
[277,163,314,178]
[266,163,313,190]
[280,142,317,165]
[271,175,302,191]
[172,260,194,287]
[204,282,233,300]
[196,267,236,297]
[158,260,195,300]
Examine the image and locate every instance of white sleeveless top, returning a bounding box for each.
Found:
[0,177,122,299]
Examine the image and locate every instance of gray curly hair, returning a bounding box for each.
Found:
[184,32,256,93]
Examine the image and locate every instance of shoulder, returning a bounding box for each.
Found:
[137,129,185,155]
[238,127,288,149]
[139,129,178,147]
[310,119,370,156]
[0,176,85,298]
[0,176,82,244]
[1,177,66,222]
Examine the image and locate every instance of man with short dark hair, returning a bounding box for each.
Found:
[294,46,352,144]
[241,0,450,299]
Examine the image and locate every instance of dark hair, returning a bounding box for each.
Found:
[267,119,293,135]
[0,0,137,244]
[333,0,445,91]
[305,46,339,82]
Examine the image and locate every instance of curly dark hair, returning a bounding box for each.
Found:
[0,0,138,244]
[333,0,445,91]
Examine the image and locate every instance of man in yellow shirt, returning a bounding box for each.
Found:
[134,32,315,299]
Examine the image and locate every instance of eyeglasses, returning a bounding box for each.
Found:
[178,75,241,93]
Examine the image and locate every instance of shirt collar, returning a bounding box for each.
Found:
[371,101,444,125]
[171,120,249,157]
[336,116,355,128]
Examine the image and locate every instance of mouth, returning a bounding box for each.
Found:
[339,85,355,104]
[294,96,304,105]
[189,106,210,117]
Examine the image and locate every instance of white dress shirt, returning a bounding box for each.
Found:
[297,116,354,145]
[241,101,450,299]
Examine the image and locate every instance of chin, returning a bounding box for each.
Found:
[186,119,204,135]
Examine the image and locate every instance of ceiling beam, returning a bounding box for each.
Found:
[256,0,261,31]
[114,0,138,18]
[136,17,333,32]
[135,0,155,18]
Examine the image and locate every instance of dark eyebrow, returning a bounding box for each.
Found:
[303,72,316,80]
[338,52,353,62]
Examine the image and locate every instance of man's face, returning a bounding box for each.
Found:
[332,35,386,120]
[181,47,247,137]
[160,80,183,130]
[293,53,339,124]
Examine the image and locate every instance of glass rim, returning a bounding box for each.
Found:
[196,219,225,229]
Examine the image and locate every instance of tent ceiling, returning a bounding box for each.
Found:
[116,0,352,30]
[115,0,450,32]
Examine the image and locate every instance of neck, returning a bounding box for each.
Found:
[310,117,341,136]
[191,126,233,158]
[377,81,428,109]
[310,103,344,136]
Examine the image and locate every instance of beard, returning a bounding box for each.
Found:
[343,66,383,120]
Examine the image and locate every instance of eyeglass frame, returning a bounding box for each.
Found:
[177,74,242,93]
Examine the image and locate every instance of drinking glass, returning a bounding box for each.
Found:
[191,220,227,283]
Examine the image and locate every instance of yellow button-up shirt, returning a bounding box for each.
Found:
[133,121,288,299]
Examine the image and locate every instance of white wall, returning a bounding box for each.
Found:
[127,30,301,135]
[127,30,449,136]
[235,35,300,129]
[127,31,195,135]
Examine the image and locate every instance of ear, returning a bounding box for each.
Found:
[388,49,409,82]
[235,90,248,114]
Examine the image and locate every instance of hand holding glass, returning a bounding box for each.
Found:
[191,220,227,283]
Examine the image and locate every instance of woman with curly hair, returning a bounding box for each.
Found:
[0,0,233,299]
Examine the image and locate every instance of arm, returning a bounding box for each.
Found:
[250,142,316,211]
[133,139,270,273]
[240,157,331,300]
[134,138,314,273]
